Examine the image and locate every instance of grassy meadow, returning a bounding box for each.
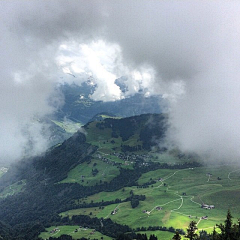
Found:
[39,225,112,240]
[60,164,240,233]
[59,157,120,186]
[51,120,82,133]
[42,118,240,239]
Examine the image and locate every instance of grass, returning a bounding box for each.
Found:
[57,123,240,235]
[84,188,131,203]
[59,158,120,186]
[60,207,102,219]
[51,120,82,133]
[60,164,240,232]
[98,114,122,119]
[136,230,175,240]
[39,225,112,240]
[0,180,26,198]
[150,152,187,164]
[85,122,112,143]
[85,121,142,154]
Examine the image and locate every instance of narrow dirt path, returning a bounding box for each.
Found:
[228,169,240,180]
[196,218,202,226]
[162,168,194,182]
[171,195,184,212]
[148,198,182,215]
[190,197,202,206]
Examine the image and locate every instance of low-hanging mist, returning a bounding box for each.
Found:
[1,0,240,162]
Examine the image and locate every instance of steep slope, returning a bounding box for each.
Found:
[0,114,202,240]
[43,82,165,150]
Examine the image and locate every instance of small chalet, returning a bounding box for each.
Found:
[201,204,215,209]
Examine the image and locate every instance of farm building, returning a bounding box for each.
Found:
[201,204,215,209]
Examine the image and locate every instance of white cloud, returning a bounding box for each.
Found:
[1,0,240,162]
[56,40,159,101]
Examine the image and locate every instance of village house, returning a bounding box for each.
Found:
[201,204,215,209]
[50,228,59,234]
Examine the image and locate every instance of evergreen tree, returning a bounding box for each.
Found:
[199,230,209,240]
[233,218,240,239]
[225,209,233,239]
[211,226,219,240]
[186,221,198,240]
[149,234,158,240]
[217,209,233,240]
[172,231,181,240]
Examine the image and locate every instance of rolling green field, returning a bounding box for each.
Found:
[59,158,120,186]
[60,164,240,234]
[136,230,176,240]
[39,225,112,240]
[51,120,82,133]
[40,117,240,239]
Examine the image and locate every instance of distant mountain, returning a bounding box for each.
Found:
[55,82,165,125]
[45,82,166,147]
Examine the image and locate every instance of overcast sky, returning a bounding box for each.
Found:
[1,1,240,162]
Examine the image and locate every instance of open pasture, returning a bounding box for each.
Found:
[59,158,120,186]
[39,225,112,240]
[51,120,82,133]
[84,188,131,203]
[68,164,240,232]
[60,207,103,219]
[136,230,175,240]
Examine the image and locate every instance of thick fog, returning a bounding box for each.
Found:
[1,1,240,162]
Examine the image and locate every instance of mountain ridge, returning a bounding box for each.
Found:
[1,113,239,240]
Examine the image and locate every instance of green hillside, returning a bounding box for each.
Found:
[51,120,82,134]
[59,165,240,233]
[39,225,112,240]
[0,114,239,240]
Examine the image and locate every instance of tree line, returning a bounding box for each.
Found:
[173,210,240,240]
